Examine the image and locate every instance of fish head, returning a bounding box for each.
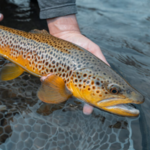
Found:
[69,65,144,117]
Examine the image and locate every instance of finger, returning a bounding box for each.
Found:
[0,13,4,21]
[89,45,110,66]
[83,103,93,115]
[94,48,110,66]
[86,41,110,66]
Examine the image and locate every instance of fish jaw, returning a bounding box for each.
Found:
[95,91,144,116]
[97,96,144,107]
[101,104,140,117]
[96,97,143,117]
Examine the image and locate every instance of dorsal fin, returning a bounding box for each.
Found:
[29,29,49,35]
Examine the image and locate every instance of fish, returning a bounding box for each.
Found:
[0,25,144,117]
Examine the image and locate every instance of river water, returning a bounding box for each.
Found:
[0,0,150,150]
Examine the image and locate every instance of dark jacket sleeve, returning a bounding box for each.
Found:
[37,0,77,19]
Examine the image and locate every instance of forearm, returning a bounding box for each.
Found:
[37,0,77,19]
[47,15,80,35]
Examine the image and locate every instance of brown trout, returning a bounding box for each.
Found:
[0,25,144,116]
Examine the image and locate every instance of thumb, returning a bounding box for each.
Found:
[83,103,93,115]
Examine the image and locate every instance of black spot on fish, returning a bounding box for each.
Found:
[87,81,90,84]
[96,82,100,85]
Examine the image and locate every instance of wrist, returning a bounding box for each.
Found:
[47,15,80,36]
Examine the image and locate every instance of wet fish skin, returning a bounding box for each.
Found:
[0,25,144,116]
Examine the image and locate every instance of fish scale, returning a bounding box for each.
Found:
[0,25,144,117]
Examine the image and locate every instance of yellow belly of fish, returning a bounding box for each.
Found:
[0,45,41,77]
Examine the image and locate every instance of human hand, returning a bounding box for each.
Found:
[0,13,4,21]
[47,15,110,115]
[47,15,109,65]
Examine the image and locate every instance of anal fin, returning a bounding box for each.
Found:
[0,63,24,81]
[37,74,72,104]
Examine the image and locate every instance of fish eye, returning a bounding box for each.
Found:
[108,84,120,94]
[110,87,118,94]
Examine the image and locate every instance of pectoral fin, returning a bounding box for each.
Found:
[37,74,72,104]
[0,63,24,81]
[30,29,49,35]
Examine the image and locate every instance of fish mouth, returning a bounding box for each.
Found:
[97,96,144,117]
[101,104,139,117]
[97,96,144,107]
